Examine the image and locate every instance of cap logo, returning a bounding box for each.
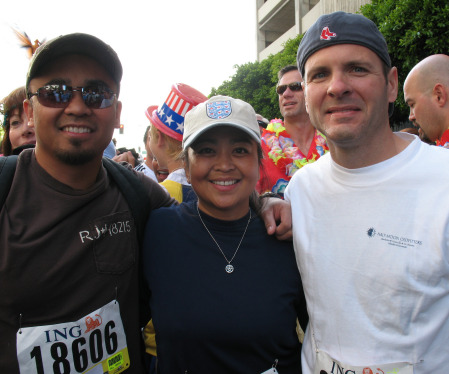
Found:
[206,100,232,119]
[320,26,337,40]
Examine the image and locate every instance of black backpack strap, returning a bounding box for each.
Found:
[102,158,152,246]
[0,155,18,207]
[102,158,154,329]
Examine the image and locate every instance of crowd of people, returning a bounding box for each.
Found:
[1,9,448,374]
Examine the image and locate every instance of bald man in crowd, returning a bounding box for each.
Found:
[404,54,449,148]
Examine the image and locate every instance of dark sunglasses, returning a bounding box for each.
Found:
[257,120,268,128]
[276,81,303,95]
[27,84,116,109]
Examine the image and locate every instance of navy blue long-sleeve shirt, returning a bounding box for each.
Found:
[143,201,307,374]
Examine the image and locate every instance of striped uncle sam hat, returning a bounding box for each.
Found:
[145,105,159,125]
[148,83,208,141]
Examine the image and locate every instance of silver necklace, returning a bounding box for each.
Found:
[197,203,251,274]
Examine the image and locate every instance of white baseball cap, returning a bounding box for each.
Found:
[182,95,261,149]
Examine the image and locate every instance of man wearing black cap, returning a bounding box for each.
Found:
[0,33,174,374]
[285,11,449,374]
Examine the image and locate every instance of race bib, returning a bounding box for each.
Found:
[17,300,130,374]
[315,350,414,374]
[261,368,279,374]
[261,358,279,374]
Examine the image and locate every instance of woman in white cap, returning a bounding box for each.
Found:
[142,95,307,373]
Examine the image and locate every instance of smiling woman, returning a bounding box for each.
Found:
[142,96,308,373]
[185,125,261,220]
[0,86,35,156]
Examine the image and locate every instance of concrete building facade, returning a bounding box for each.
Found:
[256,0,370,61]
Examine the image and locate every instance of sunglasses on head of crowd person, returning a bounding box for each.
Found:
[27,84,117,109]
[276,81,303,95]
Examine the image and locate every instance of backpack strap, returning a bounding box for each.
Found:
[102,158,154,328]
[102,157,152,246]
[0,155,18,207]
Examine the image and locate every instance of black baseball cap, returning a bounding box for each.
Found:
[26,33,122,93]
[297,11,391,77]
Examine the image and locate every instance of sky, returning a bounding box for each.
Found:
[0,0,257,152]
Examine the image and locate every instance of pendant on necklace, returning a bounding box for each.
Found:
[225,264,234,273]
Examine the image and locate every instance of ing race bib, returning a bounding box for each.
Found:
[315,350,414,374]
[17,300,130,374]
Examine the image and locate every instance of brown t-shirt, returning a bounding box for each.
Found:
[0,149,173,373]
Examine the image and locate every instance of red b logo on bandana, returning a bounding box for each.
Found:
[320,26,336,40]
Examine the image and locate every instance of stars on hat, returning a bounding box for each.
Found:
[165,114,174,126]
[156,102,186,136]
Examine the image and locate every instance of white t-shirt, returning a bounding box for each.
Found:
[134,162,157,182]
[285,133,449,374]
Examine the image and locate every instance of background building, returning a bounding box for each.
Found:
[256,0,370,61]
